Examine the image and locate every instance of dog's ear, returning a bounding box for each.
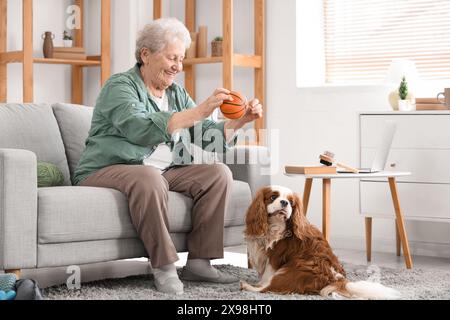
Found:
[244,188,270,237]
[291,193,312,240]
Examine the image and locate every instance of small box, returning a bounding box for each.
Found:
[53,52,87,60]
[53,46,85,53]
[52,46,86,60]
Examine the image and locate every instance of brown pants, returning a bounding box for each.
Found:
[80,163,233,268]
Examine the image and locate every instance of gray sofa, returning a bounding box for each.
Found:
[0,103,270,273]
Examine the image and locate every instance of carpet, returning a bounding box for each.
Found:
[42,263,450,300]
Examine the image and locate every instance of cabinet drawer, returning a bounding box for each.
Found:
[360,114,450,149]
[360,181,450,221]
[361,148,450,184]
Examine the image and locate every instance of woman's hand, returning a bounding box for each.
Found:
[223,98,263,142]
[167,88,232,134]
[197,88,233,118]
[240,98,263,124]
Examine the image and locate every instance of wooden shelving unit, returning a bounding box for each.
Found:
[153,0,265,145]
[33,58,102,66]
[0,0,111,104]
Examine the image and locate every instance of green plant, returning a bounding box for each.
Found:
[398,76,408,100]
[213,36,223,42]
[63,30,73,40]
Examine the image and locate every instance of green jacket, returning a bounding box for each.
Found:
[73,64,234,185]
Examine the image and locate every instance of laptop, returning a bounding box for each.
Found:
[338,121,397,173]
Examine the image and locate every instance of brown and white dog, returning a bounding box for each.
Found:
[241,185,401,299]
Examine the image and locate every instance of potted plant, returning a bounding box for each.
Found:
[63,30,73,47]
[211,36,223,57]
[398,76,412,111]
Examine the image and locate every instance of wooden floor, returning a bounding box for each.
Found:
[3,246,450,288]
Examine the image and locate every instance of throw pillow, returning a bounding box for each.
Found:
[37,162,64,187]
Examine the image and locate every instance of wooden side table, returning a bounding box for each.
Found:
[285,171,413,269]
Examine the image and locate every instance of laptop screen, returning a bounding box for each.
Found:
[370,120,397,172]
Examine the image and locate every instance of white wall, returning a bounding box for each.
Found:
[153,0,450,258]
[85,0,142,106]
[266,0,450,258]
[6,0,72,103]
[5,0,141,106]
[5,0,255,106]
[5,0,450,258]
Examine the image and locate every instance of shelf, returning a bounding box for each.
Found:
[183,54,262,68]
[0,0,110,104]
[33,57,101,66]
[0,51,23,63]
[234,54,262,68]
[0,52,103,67]
[183,56,223,65]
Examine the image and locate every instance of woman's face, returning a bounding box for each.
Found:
[142,39,186,89]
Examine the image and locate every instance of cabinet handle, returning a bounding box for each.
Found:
[390,163,396,168]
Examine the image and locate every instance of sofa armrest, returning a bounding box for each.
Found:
[223,146,271,197]
[0,148,37,270]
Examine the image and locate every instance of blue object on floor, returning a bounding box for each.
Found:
[0,290,16,300]
[0,274,17,292]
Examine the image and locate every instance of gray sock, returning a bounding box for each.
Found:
[152,263,183,295]
[186,259,219,278]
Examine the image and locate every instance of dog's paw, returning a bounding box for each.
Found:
[239,280,247,291]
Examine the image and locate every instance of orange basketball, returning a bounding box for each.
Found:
[220,91,247,119]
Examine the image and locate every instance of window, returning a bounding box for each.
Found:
[324,0,450,84]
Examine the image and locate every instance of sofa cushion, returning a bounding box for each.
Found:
[38,186,134,244]
[38,180,251,244]
[51,103,93,182]
[37,226,245,268]
[0,103,71,185]
[167,180,251,232]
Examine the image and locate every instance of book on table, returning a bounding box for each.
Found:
[284,165,337,174]
[415,97,448,110]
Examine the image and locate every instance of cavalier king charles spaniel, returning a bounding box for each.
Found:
[241,185,401,299]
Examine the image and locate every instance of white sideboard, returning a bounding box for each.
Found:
[359,111,450,223]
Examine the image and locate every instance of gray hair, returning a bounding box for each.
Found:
[135,18,191,64]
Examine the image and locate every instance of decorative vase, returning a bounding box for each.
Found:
[42,31,55,58]
[389,90,415,111]
[211,40,223,57]
[398,99,413,111]
[63,39,73,47]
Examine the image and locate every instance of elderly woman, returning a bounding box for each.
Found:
[73,18,262,295]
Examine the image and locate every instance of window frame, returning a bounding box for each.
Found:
[296,0,450,95]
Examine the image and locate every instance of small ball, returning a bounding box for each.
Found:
[220,91,247,119]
